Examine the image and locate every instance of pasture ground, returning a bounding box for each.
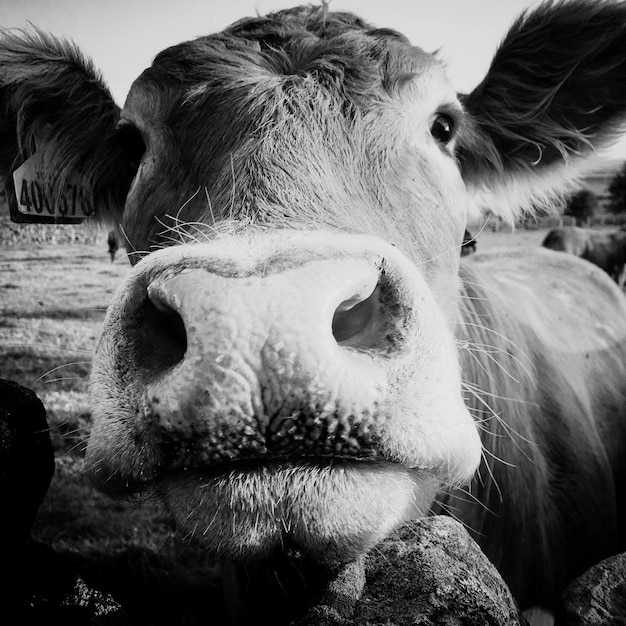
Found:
[0,237,222,624]
[0,221,551,623]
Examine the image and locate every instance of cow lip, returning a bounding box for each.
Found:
[95,454,397,498]
[166,454,392,480]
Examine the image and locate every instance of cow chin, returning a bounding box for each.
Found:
[155,461,440,565]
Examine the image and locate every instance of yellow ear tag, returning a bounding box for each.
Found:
[9,153,95,223]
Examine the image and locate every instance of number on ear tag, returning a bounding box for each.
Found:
[8,154,95,224]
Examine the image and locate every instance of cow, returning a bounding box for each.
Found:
[542,225,626,284]
[1,1,626,623]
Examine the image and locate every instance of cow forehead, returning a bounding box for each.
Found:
[118,5,465,265]
[123,5,453,127]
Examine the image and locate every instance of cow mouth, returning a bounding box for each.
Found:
[184,454,387,473]
[151,455,436,565]
[165,454,400,483]
[85,407,441,564]
[91,452,400,498]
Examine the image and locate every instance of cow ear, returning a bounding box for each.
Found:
[0,28,135,225]
[458,0,626,222]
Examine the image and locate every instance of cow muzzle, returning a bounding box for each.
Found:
[86,231,480,563]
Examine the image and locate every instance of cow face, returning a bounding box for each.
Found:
[86,13,480,563]
[2,1,626,567]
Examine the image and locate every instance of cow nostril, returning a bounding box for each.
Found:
[141,295,187,368]
[332,285,380,346]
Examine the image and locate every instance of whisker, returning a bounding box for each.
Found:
[33,361,92,382]
[433,499,486,538]
[459,343,496,384]
[476,449,503,503]
[450,485,495,516]
[462,379,539,409]
[205,187,216,225]
[462,381,537,463]
[176,187,203,221]
[117,223,136,258]
[465,343,523,384]
[460,320,531,354]
[458,324,535,382]
[418,213,492,264]
[229,155,236,220]
[64,439,89,456]
[1,342,93,354]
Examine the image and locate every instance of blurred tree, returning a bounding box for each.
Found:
[564,189,597,226]
[607,161,626,214]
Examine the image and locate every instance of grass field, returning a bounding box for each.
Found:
[0,222,551,623]
[0,236,225,624]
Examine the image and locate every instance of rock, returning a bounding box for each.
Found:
[555,552,626,626]
[294,516,527,626]
[0,379,55,546]
[0,379,54,611]
[318,558,366,618]
[13,540,132,625]
[290,559,366,626]
[0,380,130,623]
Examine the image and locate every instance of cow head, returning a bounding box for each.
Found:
[1,1,626,567]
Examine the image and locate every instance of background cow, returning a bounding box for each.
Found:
[2,1,626,624]
[542,225,626,284]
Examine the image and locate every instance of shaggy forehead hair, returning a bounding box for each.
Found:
[145,5,421,109]
[124,5,445,232]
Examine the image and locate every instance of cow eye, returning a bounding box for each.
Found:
[116,122,146,170]
[430,113,455,145]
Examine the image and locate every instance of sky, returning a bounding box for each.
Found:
[2,0,626,160]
